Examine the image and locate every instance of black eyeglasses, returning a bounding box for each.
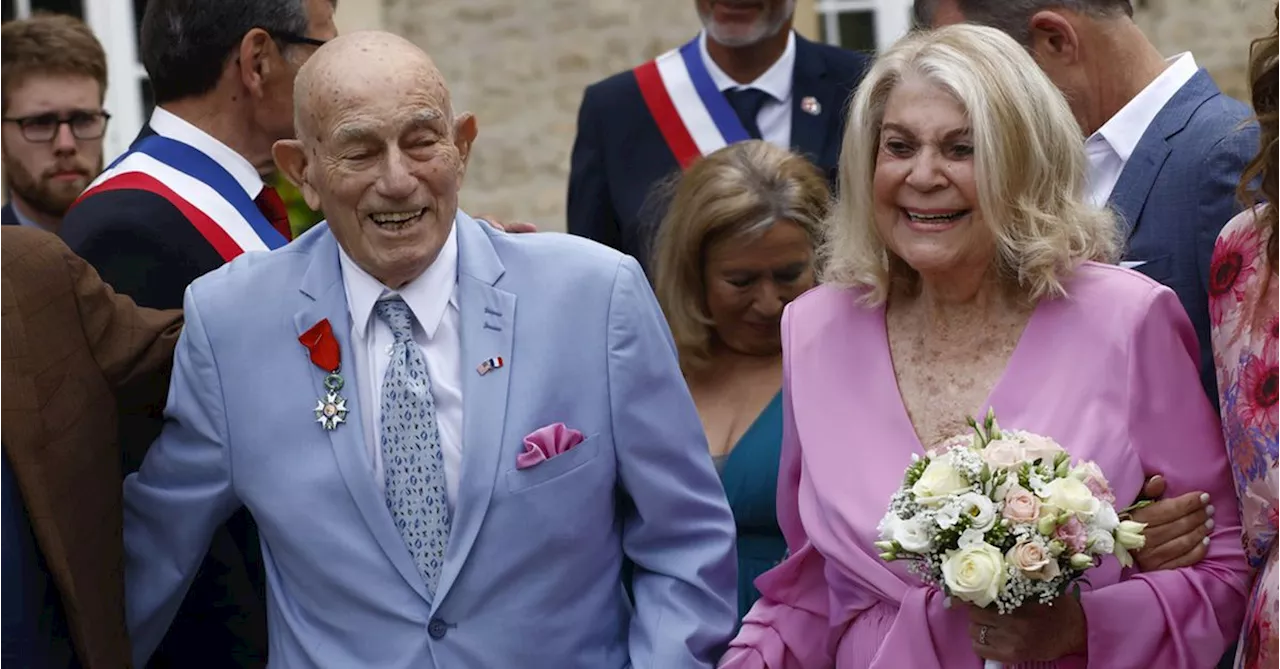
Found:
[268,30,328,49]
[2,110,111,142]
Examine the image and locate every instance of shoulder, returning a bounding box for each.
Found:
[1,227,75,282]
[61,187,188,244]
[1057,262,1177,329]
[184,225,319,313]
[1174,83,1255,152]
[783,283,877,346]
[487,224,631,286]
[798,36,872,79]
[579,67,645,116]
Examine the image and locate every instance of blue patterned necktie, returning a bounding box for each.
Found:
[374,297,451,598]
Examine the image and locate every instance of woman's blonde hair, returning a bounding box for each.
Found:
[821,23,1121,304]
[652,140,830,376]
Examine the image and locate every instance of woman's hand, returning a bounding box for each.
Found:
[965,595,1087,664]
[1129,474,1214,571]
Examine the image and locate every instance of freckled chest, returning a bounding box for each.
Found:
[886,306,1030,449]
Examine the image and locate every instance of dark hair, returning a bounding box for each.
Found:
[140,0,315,105]
[912,0,1133,44]
[1,13,107,115]
[1239,4,1279,269]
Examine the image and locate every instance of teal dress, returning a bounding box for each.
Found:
[713,392,787,621]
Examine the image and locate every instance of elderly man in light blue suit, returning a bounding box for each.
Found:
[123,31,737,668]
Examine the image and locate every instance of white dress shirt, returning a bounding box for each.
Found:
[1084,53,1199,207]
[699,30,797,149]
[338,222,465,509]
[148,106,265,200]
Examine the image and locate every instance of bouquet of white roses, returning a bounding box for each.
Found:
[875,410,1147,668]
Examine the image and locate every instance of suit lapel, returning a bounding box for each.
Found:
[432,215,515,609]
[789,37,836,168]
[1108,70,1216,239]
[293,231,431,604]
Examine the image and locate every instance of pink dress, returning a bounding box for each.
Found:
[721,263,1251,669]
[1209,207,1279,669]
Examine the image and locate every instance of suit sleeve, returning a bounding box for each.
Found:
[123,285,241,666]
[720,307,835,669]
[567,85,623,250]
[606,256,737,668]
[1078,286,1250,667]
[61,189,220,310]
[59,237,183,393]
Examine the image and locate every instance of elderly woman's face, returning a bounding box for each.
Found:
[873,78,993,281]
[703,220,815,357]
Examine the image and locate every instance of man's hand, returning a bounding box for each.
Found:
[478,215,538,234]
[1130,475,1214,571]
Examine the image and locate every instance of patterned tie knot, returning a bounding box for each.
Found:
[374,298,416,344]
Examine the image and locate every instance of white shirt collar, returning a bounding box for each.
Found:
[339,218,459,341]
[698,30,796,102]
[1088,52,1199,163]
[148,106,265,198]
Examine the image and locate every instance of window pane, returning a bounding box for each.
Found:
[134,0,146,50]
[2,0,15,22]
[31,0,83,16]
[838,11,877,53]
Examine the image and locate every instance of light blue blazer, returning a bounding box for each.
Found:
[123,213,738,668]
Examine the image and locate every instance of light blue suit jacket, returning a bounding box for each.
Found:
[124,213,738,668]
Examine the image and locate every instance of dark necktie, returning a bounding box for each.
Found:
[724,87,771,140]
[254,186,293,242]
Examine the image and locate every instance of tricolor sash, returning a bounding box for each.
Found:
[76,135,288,261]
[634,37,753,169]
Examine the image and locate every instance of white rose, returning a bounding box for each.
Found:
[894,515,936,554]
[936,502,962,530]
[1006,540,1061,581]
[1093,504,1120,532]
[981,439,1027,469]
[942,543,1007,608]
[1041,477,1101,519]
[911,457,971,507]
[958,492,998,531]
[1087,529,1115,555]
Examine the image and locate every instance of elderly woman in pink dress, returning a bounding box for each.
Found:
[720,24,1250,669]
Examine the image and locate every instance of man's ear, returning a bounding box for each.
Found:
[1026,10,1081,67]
[273,139,321,211]
[237,28,279,100]
[453,112,478,183]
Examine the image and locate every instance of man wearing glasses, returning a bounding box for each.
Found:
[1,14,109,234]
[59,1,337,667]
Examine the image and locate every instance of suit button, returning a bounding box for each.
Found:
[427,618,448,639]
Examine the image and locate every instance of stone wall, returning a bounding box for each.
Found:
[380,0,1272,232]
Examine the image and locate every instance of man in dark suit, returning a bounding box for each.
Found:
[1,14,109,234]
[2,226,182,669]
[918,3,1257,664]
[58,1,338,666]
[568,0,870,273]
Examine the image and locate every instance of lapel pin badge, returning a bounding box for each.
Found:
[801,96,821,116]
[477,356,505,376]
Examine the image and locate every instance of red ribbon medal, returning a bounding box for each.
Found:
[298,319,349,430]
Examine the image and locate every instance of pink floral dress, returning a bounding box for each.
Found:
[1209,206,1279,669]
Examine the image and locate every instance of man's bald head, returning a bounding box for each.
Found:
[272,29,478,290]
[293,31,451,145]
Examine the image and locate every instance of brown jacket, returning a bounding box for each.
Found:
[1,227,182,668]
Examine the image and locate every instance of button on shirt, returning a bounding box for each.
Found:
[338,223,464,509]
[149,106,265,201]
[1084,53,1199,207]
[699,30,797,149]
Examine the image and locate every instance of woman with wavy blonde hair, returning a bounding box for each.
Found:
[652,139,829,619]
[1208,6,1279,667]
[722,23,1247,669]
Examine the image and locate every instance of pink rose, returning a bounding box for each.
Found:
[1006,541,1061,582]
[1054,516,1087,554]
[1071,461,1116,505]
[1019,433,1066,464]
[981,439,1026,469]
[1002,485,1042,524]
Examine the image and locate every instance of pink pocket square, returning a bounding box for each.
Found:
[517,423,584,470]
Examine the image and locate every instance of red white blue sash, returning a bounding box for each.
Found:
[633,37,752,169]
[75,135,287,261]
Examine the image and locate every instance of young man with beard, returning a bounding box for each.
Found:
[0,14,108,234]
[567,0,871,274]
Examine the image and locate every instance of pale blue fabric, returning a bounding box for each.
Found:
[376,298,450,599]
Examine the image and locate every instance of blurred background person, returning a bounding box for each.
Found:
[652,139,829,620]
[0,13,108,233]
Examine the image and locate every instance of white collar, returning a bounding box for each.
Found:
[148,106,265,198]
[698,30,796,102]
[339,217,459,341]
[1088,53,1199,162]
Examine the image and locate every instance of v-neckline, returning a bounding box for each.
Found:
[718,390,783,473]
[877,299,1048,455]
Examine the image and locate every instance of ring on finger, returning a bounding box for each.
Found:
[979,625,990,646]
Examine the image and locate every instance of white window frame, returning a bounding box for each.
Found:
[815,0,912,53]
[11,0,146,162]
